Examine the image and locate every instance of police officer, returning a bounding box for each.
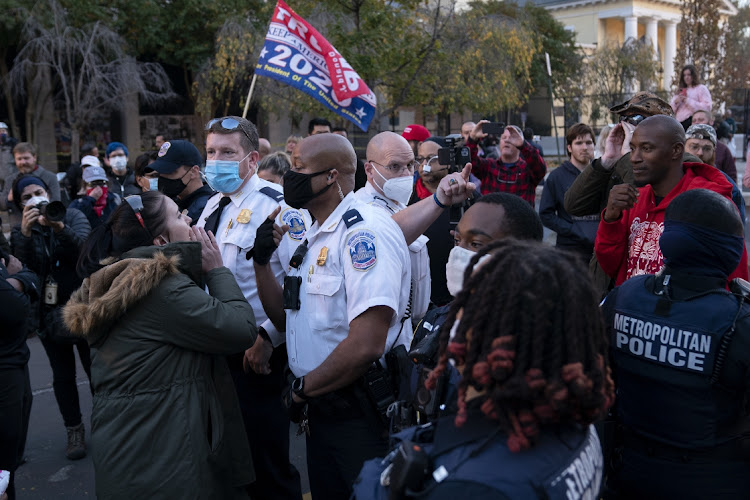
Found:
[602,188,750,499]
[149,139,214,225]
[253,133,475,499]
[355,131,431,323]
[197,116,306,500]
[352,239,614,499]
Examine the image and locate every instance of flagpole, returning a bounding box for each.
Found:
[242,74,258,119]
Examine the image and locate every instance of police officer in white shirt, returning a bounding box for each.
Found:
[354,132,430,323]
[197,116,306,500]
[253,133,476,500]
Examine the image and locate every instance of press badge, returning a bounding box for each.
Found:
[44,278,58,305]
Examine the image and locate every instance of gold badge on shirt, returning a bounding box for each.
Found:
[317,247,328,266]
[236,209,252,224]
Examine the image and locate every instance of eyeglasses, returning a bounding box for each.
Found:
[619,114,647,126]
[686,142,715,154]
[125,195,148,232]
[368,159,419,174]
[205,117,254,145]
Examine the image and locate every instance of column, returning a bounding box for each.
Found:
[624,16,638,42]
[646,19,659,59]
[664,21,677,90]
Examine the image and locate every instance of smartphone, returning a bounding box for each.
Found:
[482,122,505,135]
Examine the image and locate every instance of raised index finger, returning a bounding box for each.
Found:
[461,163,472,182]
[267,206,282,222]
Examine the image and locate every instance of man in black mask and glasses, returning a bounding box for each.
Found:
[253,133,475,499]
[196,116,310,500]
[150,140,214,225]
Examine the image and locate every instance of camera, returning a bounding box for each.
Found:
[437,134,470,173]
[36,201,66,223]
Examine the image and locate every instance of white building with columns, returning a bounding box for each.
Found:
[524,0,738,90]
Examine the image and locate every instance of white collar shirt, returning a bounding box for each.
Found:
[197,174,310,346]
[353,182,431,321]
[286,192,411,376]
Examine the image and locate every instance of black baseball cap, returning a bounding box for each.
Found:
[150,140,203,174]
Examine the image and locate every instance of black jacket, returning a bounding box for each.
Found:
[107,169,141,199]
[68,192,119,229]
[11,207,91,332]
[539,161,599,256]
[178,183,215,226]
[0,261,40,368]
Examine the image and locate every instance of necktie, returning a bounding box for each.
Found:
[205,196,231,236]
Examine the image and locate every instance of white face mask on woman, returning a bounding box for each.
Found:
[445,246,490,297]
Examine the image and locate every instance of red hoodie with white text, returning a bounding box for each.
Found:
[595,162,749,285]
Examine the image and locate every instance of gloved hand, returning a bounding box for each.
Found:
[252,216,277,265]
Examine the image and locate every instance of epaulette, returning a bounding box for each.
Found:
[342,209,364,228]
[259,186,284,202]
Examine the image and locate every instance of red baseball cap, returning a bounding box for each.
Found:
[401,124,430,142]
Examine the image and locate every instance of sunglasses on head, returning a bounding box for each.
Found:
[205,117,253,144]
[619,114,647,126]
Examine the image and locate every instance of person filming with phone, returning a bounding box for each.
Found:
[466,121,546,204]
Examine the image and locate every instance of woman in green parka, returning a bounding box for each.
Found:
[63,191,257,499]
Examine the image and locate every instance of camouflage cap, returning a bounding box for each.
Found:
[685,124,717,146]
[609,92,674,118]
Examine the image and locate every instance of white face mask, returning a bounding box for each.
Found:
[148,177,159,191]
[24,194,49,207]
[445,246,490,297]
[110,156,128,172]
[372,166,413,206]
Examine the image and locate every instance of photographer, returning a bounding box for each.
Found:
[10,174,92,461]
[467,121,546,204]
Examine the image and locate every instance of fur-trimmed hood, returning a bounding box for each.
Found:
[64,242,203,342]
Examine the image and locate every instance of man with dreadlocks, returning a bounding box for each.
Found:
[353,240,615,499]
[602,188,750,499]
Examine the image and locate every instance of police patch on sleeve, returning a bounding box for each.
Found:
[347,230,377,271]
[281,208,306,241]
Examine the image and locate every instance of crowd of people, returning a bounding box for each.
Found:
[1,71,750,500]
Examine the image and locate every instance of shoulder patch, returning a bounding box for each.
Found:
[281,208,306,241]
[347,229,377,271]
[259,186,284,202]
[342,209,364,228]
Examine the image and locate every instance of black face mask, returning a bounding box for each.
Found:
[158,171,189,199]
[283,168,333,208]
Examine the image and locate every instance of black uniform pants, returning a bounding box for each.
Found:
[0,365,31,500]
[229,348,302,500]
[40,336,91,428]
[306,403,388,500]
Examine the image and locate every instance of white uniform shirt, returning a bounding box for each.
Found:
[286,192,411,376]
[197,174,310,346]
[354,182,431,322]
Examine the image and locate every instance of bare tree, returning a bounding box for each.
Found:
[582,39,661,124]
[8,0,174,161]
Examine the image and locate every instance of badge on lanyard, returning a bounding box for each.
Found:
[317,246,328,266]
[236,209,252,224]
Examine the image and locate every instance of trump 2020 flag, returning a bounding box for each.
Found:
[255,0,377,131]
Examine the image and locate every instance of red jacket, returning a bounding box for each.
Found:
[595,162,749,285]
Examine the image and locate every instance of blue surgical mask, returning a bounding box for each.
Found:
[204,152,252,193]
[148,177,159,191]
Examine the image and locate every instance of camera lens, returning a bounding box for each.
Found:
[39,201,66,223]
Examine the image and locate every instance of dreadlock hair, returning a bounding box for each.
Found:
[425,239,615,452]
